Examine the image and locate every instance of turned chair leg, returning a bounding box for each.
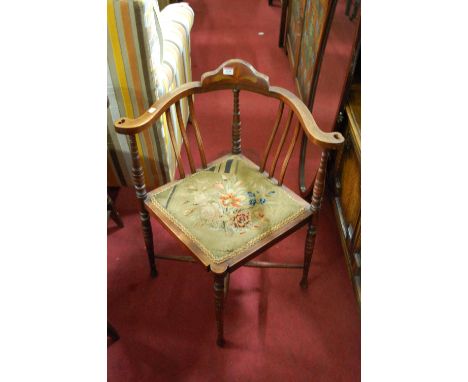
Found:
[300,222,317,289]
[141,210,158,278]
[129,134,158,278]
[214,274,226,347]
[223,273,230,301]
[300,150,328,289]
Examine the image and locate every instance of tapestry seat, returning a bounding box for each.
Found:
[146,155,312,266]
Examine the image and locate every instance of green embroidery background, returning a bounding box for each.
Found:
[148,156,309,263]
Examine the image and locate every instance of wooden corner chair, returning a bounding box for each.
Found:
[114,59,344,346]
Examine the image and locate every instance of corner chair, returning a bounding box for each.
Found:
[113,59,344,346]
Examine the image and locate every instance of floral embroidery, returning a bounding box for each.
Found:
[147,155,311,263]
[232,210,251,228]
[220,193,244,208]
[169,172,279,235]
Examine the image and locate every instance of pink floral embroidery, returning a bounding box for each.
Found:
[232,210,251,228]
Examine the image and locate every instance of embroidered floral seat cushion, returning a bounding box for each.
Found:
[146,155,312,266]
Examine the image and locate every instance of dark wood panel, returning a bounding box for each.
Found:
[329,81,360,307]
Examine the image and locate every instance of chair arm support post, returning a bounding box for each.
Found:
[300,149,329,289]
[310,150,329,214]
[129,134,157,277]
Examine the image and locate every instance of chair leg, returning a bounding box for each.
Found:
[107,321,120,342]
[128,134,158,278]
[223,273,230,301]
[214,274,226,347]
[300,150,329,289]
[108,195,124,228]
[300,222,317,289]
[140,210,158,278]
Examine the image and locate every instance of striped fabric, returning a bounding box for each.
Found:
[107,0,194,189]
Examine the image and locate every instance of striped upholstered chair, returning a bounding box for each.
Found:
[107,0,194,189]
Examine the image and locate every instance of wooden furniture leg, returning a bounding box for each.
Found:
[214,274,226,347]
[107,321,120,342]
[300,222,317,289]
[129,134,158,278]
[279,0,289,47]
[107,194,124,228]
[224,273,230,301]
[300,150,328,288]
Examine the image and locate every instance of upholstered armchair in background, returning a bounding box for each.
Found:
[107,0,194,189]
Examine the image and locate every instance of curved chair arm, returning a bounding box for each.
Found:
[114,59,344,150]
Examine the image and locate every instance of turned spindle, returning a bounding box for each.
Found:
[300,150,329,289]
[129,134,158,278]
[232,88,241,154]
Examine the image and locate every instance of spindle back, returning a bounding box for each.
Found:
[114,59,344,189]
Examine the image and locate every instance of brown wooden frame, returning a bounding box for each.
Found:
[114,59,344,346]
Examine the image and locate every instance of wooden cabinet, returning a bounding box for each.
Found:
[330,83,361,306]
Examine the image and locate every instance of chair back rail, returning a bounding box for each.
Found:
[114,59,344,192]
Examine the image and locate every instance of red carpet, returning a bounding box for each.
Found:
[108,1,360,380]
